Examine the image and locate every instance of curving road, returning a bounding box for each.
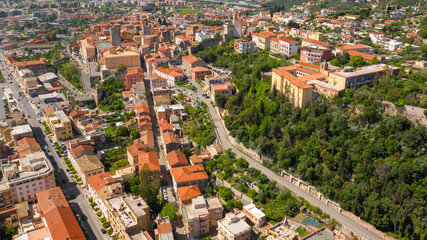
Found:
[187,79,382,240]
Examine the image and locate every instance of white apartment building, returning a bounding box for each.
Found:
[0,151,55,204]
[279,38,298,56]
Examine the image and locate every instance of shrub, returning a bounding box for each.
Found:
[88,197,93,203]
[90,202,96,208]
[94,207,99,211]
[71,170,76,174]
[96,211,102,217]
[100,217,107,223]
[102,222,110,229]
[107,229,113,235]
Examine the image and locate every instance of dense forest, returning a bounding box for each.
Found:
[196,45,427,240]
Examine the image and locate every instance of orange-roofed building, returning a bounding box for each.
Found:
[155,218,174,240]
[189,155,204,165]
[335,44,373,55]
[211,82,233,100]
[302,38,331,49]
[138,151,161,186]
[153,65,185,86]
[36,187,85,240]
[12,60,46,75]
[347,50,378,61]
[124,67,144,90]
[182,54,206,76]
[16,137,41,158]
[87,172,123,219]
[272,62,341,108]
[177,185,201,206]
[167,150,188,169]
[191,66,211,81]
[171,164,208,191]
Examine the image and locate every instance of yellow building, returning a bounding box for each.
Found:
[80,39,96,62]
[45,110,73,141]
[272,63,327,108]
[308,31,326,41]
[102,47,141,72]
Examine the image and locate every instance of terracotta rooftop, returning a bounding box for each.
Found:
[36,187,85,240]
[167,150,188,168]
[171,164,208,183]
[177,185,202,201]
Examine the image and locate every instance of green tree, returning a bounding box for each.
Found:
[140,164,161,213]
[421,44,427,58]
[215,94,227,108]
[349,55,367,68]
[116,64,127,72]
[161,203,178,222]
[1,227,16,240]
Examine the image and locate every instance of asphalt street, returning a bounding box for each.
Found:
[187,78,383,240]
[0,53,107,240]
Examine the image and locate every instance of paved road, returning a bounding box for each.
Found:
[0,53,107,240]
[187,79,382,240]
[65,52,94,100]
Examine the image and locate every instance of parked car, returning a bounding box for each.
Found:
[101,229,106,234]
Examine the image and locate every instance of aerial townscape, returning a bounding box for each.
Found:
[0,0,426,240]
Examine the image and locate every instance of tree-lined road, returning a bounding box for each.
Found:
[0,52,106,240]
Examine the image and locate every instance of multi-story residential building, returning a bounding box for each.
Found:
[1,151,55,204]
[234,39,256,53]
[0,185,14,212]
[300,46,333,63]
[155,218,174,240]
[150,75,168,89]
[177,185,202,207]
[106,195,150,240]
[167,150,188,169]
[186,24,199,36]
[270,38,280,53]
[138,151,161,186]
[279,38,298,56]
[252,32,275,50]
[171,165,209,192]
[156,104,185,121]
[125,68,144,90]
[211,82,232,100]
[191,67,211,81]
[335,44,373,55]
[80,38,96,62]
[307,31,326,41]
[102,47,141,72]
[182,55,207,76]
[153,66,185,86]
[11,124,33,143]
[242,204,266,227]
[87,172,123,220]
[182,196,223,239]
[36,187,86,240]
[328,64,400,89]
[218,213,251,240]
[301,38,332,49]
[45,110,73,141]
[66,139,104,187]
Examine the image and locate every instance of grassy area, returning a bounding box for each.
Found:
[296,227,309,237]
[177,7,203,15]
[0,69,5,83]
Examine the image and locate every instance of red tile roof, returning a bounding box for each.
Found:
[171,164,208,183]
[167,150,188,168]
[36,187,85,240]
[177,185,201,201]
